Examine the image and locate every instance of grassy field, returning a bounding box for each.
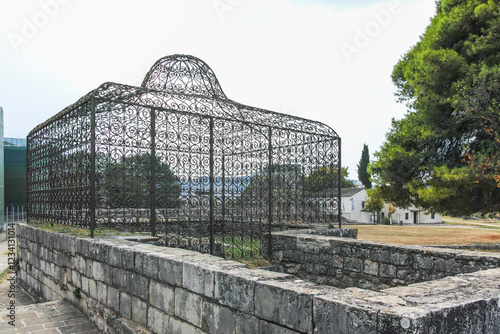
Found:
[27,218,500,251]
[352,221,500,246]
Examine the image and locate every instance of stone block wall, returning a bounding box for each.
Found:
[16,224,500,333]
[271,229,500,290]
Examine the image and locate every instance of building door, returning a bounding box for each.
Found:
[413,211,418,224]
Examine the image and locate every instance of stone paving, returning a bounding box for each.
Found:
[0,232,100,334]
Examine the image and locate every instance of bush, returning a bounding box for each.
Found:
[382,217,391,225]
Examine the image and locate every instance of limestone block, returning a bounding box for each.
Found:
[413,254,434,270]
[370,248,392,263]
[174,288,202,328]
[92,261,105,282]
[259,320,301,334]
[157,254,183,287]
[339,245,353,257]
[107,285,120,312]
[97,281,107,303]
[326,254,343,269]
[143,254,159,280]
[108,246,122,267]
[254,280,314,333]
[396,269,414,281]
[296,237,331,254]
[79,256,92,277]
[434,258,451,272]
[182,261,214,297]
[112,267,127,288]
[76,238,90,257]
[88,240,102,261]
[483,296,500,334]
[121,247,136,271]
[447,261,465,276]
[128,272,149,300]
[40,246,48,261]
[422,300,487,333]
[283,249,303,262]
[380,263,397,278]
[149,280,175,315]
[390,252,411,266]
[62,235,77,255]
[132,296,148,327]
[47,233,56,250]
[377,312,427,334]
[352,246,370,259]
[344,257,363,273]
[135,251,146,274]
[81,275,89,294]
[71,269,81,288]
[88,278,97,298]
[363,260,379,276]
[148,306,170,334]
[214,269,256,314]
[168,317,204,334]
[97,242,111,263]
[202,301,236,334]
[313,295,378,334]
[303,253,321,266]
[235,312,259,334]
[120,291,132,319]
[55,264,66,282]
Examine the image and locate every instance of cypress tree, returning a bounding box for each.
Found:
[357,144,372,189]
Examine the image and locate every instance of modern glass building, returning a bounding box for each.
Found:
[4,137,27,208]
[0,107,28,229]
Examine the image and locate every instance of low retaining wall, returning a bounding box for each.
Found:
[271,229,500,290]
[16,224,500,333]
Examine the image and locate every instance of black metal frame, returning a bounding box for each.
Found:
[27,55,341,259]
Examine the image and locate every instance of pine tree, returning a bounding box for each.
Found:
[371,0,500,215]
[357,144,372,189]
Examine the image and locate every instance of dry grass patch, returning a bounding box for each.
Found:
[351,224,500,245]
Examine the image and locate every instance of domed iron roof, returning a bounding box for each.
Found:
[141,54,227,99]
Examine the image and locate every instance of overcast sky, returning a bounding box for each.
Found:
[0,0,436,180]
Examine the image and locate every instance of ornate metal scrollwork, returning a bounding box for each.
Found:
[27,54,341,260]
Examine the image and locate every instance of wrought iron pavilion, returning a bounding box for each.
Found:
[27,55,341,259]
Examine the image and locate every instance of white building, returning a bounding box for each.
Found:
[340,188,442,224]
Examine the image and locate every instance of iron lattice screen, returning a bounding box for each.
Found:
[27,55,341,260]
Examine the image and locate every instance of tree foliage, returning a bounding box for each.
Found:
[357,144,372,189]
[388,203,396,215]
[364,188,384,213]
[240,164,355,204]
[303,166,355,193]
[454,76,500,188]
[372,0,500,215]
[103,154,181,209]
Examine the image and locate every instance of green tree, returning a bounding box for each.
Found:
[454,76,500,188]
[104,154,181,209]
[240,164,303,200]
[303,166,355,193]
[357,144,372,189]
[364,188,384,224]
[372,0,500,215]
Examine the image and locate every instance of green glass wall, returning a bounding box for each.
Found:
[4,138,27,208]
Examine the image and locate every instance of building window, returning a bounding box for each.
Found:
[405,213,409,220]
[381,212,385,219]
[361,201,365,209]
[431,213,435,219]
